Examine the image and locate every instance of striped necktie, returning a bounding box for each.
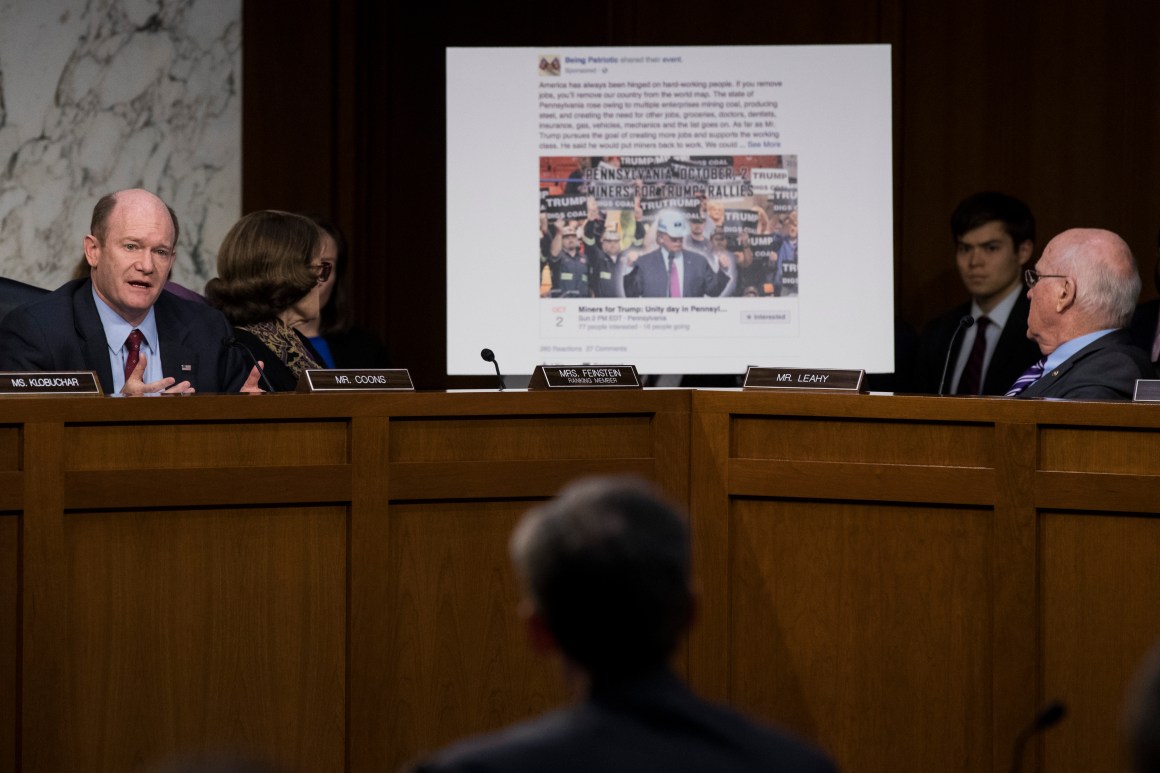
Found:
[1005,357,1046,397]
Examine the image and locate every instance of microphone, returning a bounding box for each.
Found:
[938,315,975,395]
[223,336,276,393]
[1009,699,1067,773]
[480,348,506,391]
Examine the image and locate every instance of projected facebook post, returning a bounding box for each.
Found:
[447,46,893,376]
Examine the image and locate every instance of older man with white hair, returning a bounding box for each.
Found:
[1006,228,1156,399]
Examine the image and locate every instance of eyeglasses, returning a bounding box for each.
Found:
[312,262,333,283]
[1024,268,1067,288]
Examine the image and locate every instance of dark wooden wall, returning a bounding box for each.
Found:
[242,0,1160,389]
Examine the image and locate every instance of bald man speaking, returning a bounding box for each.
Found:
[1006,228,1156,399]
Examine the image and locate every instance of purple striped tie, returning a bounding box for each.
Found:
[1005,357,1046,397]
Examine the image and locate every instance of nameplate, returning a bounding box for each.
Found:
[0,371,103,396]
[1134,380,1160,402]
[298,369,414,392]
[743,367,866,392]
[528,365,641,390]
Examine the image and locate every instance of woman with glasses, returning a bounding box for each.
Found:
[295,214,391,369]
[206,210,327,391]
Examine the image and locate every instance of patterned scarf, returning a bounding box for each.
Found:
[239,320,321,379]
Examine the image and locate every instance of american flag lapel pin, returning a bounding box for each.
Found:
[181,364,193,372]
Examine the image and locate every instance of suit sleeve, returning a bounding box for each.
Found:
[0,307,51,371]
[622,264,643,297]
[1046,348,1155,400]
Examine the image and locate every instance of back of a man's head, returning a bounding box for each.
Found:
[951,191,1035,247]
[510,476,692,681]
[1044,228,1140,331]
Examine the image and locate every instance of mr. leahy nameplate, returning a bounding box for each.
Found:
[1134,380,1160,402]
[743,367,866,392]
[0,371,103,396]
[528,365,641,390]
[298,369,414,392]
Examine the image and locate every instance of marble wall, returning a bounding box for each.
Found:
[0,0,240,293]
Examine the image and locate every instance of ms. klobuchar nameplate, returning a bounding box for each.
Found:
[743,367,866,392]
[0,371,103,396]
[298,369,414,392]
[528,365,641,390]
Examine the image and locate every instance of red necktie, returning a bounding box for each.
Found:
[124,329,145,380]
[668,255,681,297]
[955,316,991,395]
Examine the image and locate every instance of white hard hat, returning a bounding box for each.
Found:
[655,210,689,238]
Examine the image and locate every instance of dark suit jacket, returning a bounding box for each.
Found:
[1129,298,1159,365]
[1017,329,1156,400]
[906,294,1041,395]
[623,248,727,298]
[410,670,838,773]
[0,276,50,322]
[0,278,248,394]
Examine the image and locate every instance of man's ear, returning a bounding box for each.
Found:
[1017,240,1035,266]
[520,598,557,655]
[1056,276,1077,313]
[83,235,100,268]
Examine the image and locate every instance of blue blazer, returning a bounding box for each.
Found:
[0,278,248,394]
[623,248,727,298]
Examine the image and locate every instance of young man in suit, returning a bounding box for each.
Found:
[907,192,1042,394]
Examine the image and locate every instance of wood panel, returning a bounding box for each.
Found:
[730,415,995,467]
[728,499,993,773]
[387,414,653,462]
[63,506,347,772]
[0,514,16,772]
[381,501,568,771]
[1041,512,1160,773]
[63,420,350,469]
[691,390,1160,773]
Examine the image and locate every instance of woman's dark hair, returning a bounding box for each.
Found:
[305,214,354,335]
[205,211,320,326]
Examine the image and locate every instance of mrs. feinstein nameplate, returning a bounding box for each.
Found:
[528,365,641,390]
[298,369,414,392]
[743,367,865,392]
[0,371,102,396]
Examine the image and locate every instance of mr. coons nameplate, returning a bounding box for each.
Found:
[743,367,865,392]
[0,371,102,396]
[298,369,415,392]
[528,365,641,390]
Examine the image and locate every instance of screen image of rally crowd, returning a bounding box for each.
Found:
[540,155,798,299]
